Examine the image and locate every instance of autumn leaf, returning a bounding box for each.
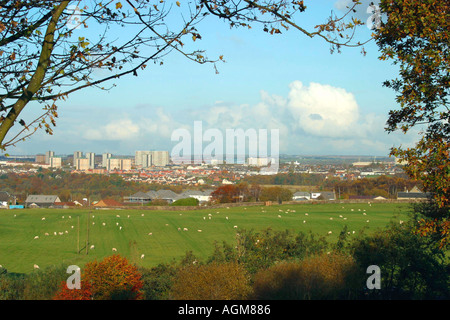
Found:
[116,2,122,9]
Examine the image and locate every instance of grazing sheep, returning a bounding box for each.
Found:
[351,209,354,212]
[148,232,152,235]
[400,220,404,224]
[69,216,71,219]
[305,213,308,216]
[102,222,106,226]
[183,228,188,231]
[34,236,39,239]
[90,245,95,249]
[119,226,122,230]
[116,215,120,218]
[328,231,332,234]
[339,215,343,218]
[112,248,117,252]
[303,220,306,223]
[53,232,57,236]
[366,220,370,223]
[34,264,39,269]
[141,214,145,216]
[44,233,49,236]
[65,230,68,234]
[41,217,45,221]
[141,254,145,259]
[330,217,333,220]
[233,225,238,228]
[71,225,74,229]
[278,215,281,218]
[116,222,119,226]
[197,230,202,232]
[62,216,64,219]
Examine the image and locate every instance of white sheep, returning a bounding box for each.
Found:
[44,233,49,236]
[41,217,45,221]
[233,225,238,228]
[226,217,229,220]
[119,226,122,230]
[34,236,39,239]
[112,248,117,252]
[278,215,281,218]
[148,232,152,235]
[90,245,95,249]
[305,213,308,216]
[33,264,39,269]
[328,231,332,234]
[141,254,145,259]
[183,228,188,231]
[116,214,120,218]
[102,222,106,226]
[197,230,202,232]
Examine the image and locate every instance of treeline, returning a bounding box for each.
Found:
[1,209,448,300]
[244,173,419,199]
[0,170,184,203]
[324,175,419,199]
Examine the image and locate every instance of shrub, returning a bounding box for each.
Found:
[53,255,144,300]
[171,197,199,206]
[139,263,177,300]
[252,253,358,300]
[170,262,252,300]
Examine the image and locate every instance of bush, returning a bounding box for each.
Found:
[171,197,199,206]
[170,262,252,300]
[139,263,177,300]
[349,219,450,299]
[53,255,144,300]
[252,253,358,300]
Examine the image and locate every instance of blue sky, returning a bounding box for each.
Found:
[7,0,420,157]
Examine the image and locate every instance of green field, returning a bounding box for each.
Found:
[0,202,412,273]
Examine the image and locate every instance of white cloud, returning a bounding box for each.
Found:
[287,81,359,138]
[83,118,140,141]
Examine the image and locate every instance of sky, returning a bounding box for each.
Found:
[5,0,421,158]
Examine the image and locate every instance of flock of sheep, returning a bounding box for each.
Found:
[12,202,405,271]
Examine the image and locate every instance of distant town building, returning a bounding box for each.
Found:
[45,151,54,164]
[106,158,131,171]
[73,151,83,165]
[25,195,61,208]
[35,154,46,164]
[135,150,169,167]
[102,153,112,168]
[49,157,62,168]
[76,158,90,171]
[247,157,273,167]
[151,151,169,166]
[86,152,95,169]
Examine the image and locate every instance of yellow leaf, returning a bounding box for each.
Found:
[176,1,180,7]
[116,2,122,9]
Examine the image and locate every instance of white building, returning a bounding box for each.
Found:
[102,153,112,168]
[49,157,62,168]
[86,152,95,169]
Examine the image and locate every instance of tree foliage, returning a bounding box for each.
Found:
[375,0,450,244]
[0,0,368,150]
[53,254,143,300]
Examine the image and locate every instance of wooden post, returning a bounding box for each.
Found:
[77,216,80,254]
[85,211,90,255]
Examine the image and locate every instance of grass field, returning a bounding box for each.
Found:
[0,202,412,274]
